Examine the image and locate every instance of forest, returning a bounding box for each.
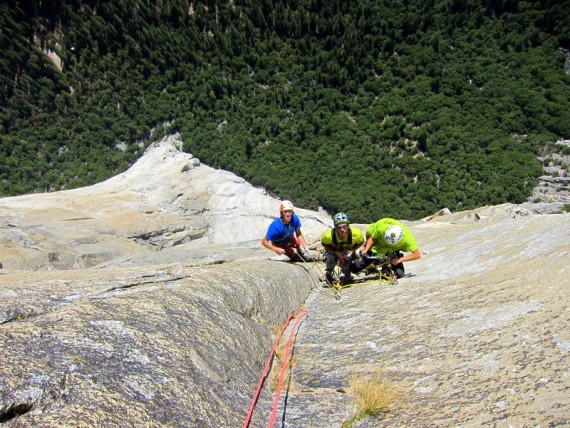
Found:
[1,0,569,222]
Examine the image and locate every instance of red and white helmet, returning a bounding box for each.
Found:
[385,225,403,245]
[279,200,294,212]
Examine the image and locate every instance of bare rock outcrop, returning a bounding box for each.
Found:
[0,134,331,271]
[526,138,570,212]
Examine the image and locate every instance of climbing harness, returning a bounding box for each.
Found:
[330,226,353,248]
[319,252,399,300]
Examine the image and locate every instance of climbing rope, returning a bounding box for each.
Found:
[267,309,309,428]
[242,309,309,428]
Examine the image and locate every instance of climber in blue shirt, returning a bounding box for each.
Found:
[261,200,309,261]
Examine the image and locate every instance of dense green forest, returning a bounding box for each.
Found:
[1,0,569,222]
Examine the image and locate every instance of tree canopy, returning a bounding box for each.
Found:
[1,0,569,222]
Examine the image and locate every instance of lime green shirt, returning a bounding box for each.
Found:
[321,225,364,252]
[366,218,417,255]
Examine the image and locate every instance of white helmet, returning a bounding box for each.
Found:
[385,225,403,245]
[279,200,294,212]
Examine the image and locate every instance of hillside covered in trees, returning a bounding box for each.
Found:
[1,0,569,222]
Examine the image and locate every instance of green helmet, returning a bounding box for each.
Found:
[333,212,349,225]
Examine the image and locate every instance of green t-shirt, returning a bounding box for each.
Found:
[321,225,364,252]
[366,218,417,255]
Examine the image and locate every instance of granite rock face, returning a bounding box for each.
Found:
[0,260,319,427]
[0,134,331,271]
[1,135,568,427]
[279,208,570,427]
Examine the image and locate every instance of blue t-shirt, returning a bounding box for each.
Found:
[265,214,302,245]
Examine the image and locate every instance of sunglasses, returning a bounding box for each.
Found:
[336,224,348,230]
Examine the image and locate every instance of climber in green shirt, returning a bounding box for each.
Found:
[360,218,422,279]
[320,212,364,284]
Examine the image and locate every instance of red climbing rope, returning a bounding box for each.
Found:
[267,309,309,428]
[242,309,309,428]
